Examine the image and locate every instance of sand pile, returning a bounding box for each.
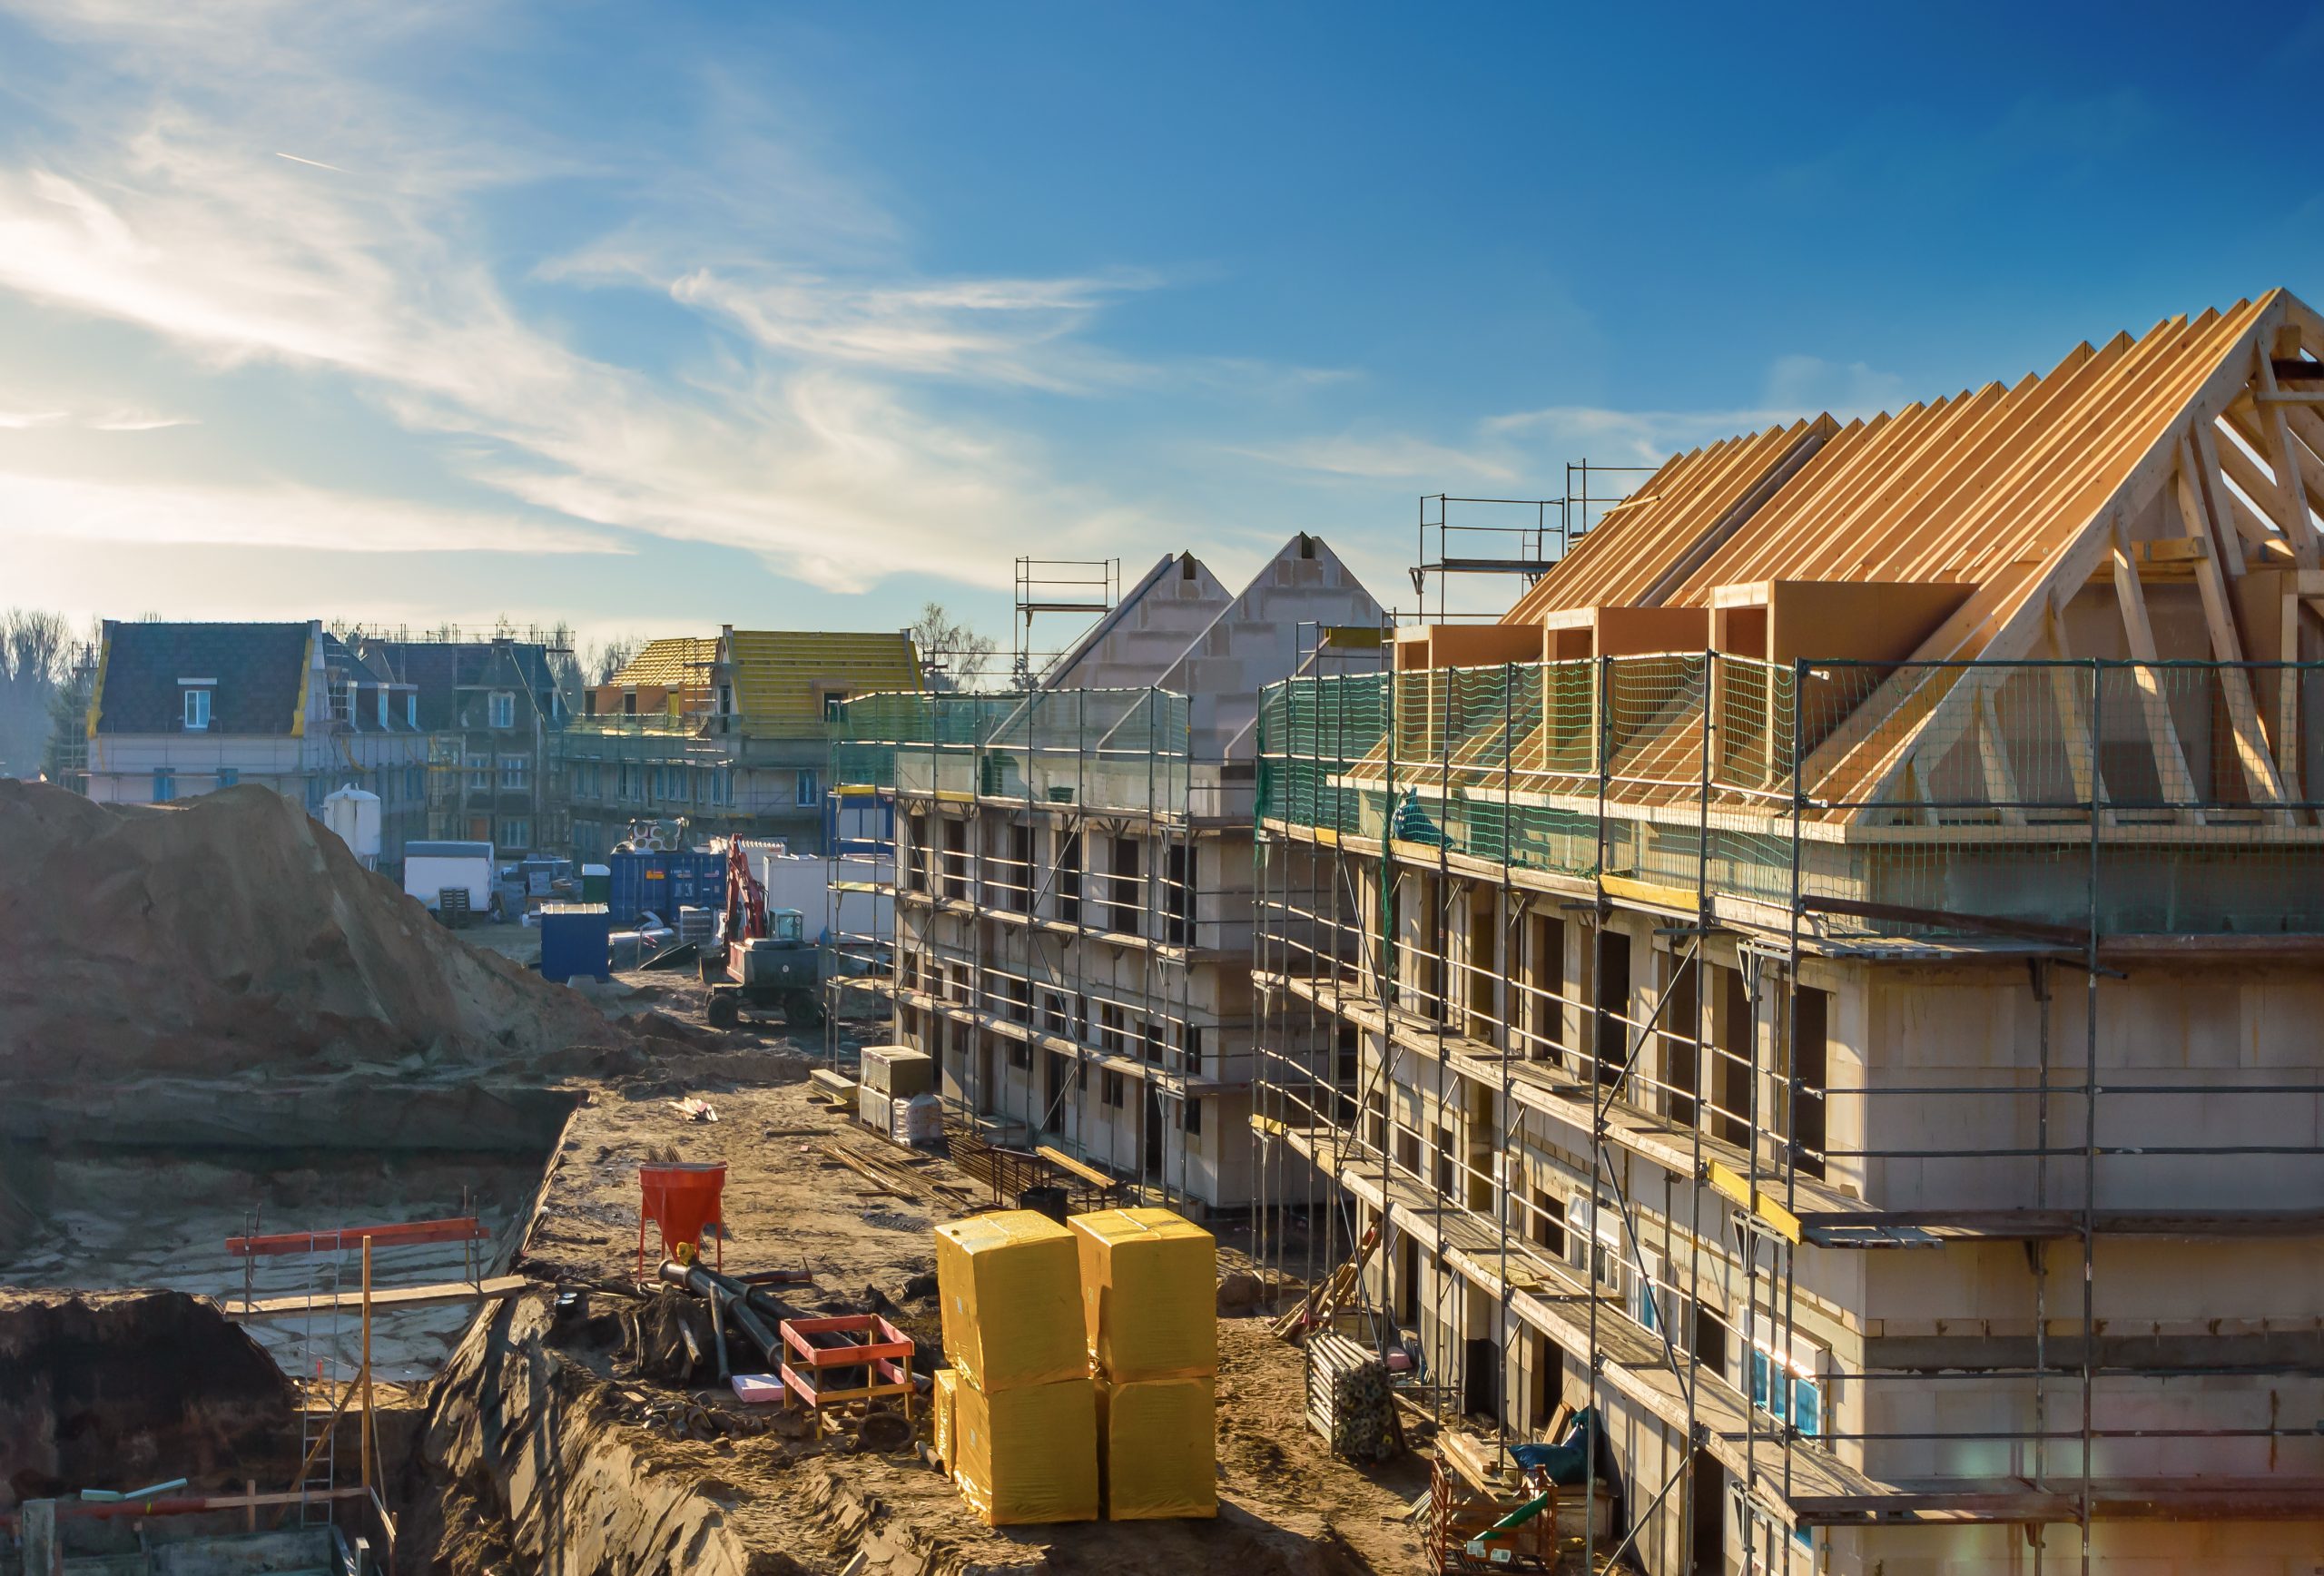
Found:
[0,780,629,1082]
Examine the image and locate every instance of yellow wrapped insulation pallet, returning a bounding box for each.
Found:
[935,1211,1087,1393]
[1098,1375,1216,1520]
[932,1368,958,1473]
[1069,1207,1217,1382]
[952,1374,1098,1525]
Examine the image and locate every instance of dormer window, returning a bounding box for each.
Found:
[406,692,418,727]
[377,687,389,727]
[182,686,211,731]
[490,691,516,728]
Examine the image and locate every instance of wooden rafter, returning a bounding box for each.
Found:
[2109,512,2203,823]
[2246,339,2321,567]
[2042,605,2110,826]
[1973,688,2028,826]
[2173,435,2292,822]
[1830,306,2275,817]
[2195,419,2268,568]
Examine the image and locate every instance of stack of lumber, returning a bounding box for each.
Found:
[1071,1207,1218,1520]
[1271,1223,1378,1343]
[820,1139,974,1208]
[1306,1332,1398,1463]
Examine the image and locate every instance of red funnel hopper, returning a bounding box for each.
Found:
[637,1162,726,1276]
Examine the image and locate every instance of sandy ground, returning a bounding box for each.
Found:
[506,1057,1435,1576]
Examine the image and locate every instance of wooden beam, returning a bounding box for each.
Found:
[1974,688,2028,825]
[2286,592,2307,800]
[2110,513,2203,822]
[2176,438,2291,821]
[2041,606,2107,822]
[2194,419,2252,575]
[2252,344,2321,568]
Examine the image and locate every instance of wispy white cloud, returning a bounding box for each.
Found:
[0,468,625,554]
[0,1,1179,596]
[1247,349,1913,489]
[1229,432,1521,483]
[84,408,197,431]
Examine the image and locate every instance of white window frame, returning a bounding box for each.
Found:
[182,687,211,731]
[499,755,528,790]
[490,691,516,729]
[406,692,418,727]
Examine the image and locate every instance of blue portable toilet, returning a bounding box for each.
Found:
[538,902,613,983]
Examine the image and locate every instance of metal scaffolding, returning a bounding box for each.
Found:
[827,685,1228,1204]
[1252,651,2324,1572]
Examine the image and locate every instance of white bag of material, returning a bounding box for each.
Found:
[893,1092,943,1148]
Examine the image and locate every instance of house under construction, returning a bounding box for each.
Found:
[1251,291,2324,1572]
[832,536,1383,1210]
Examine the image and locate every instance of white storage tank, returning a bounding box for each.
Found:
[321,784,383,868]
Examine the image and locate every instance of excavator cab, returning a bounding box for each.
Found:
[769,908,805,947]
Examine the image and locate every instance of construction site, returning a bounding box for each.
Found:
[5,291,2324,1576]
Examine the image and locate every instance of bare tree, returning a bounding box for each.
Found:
[0,609,74,778]
[911,602,999,691]
[587,635,642,686]
[546,621,584,702]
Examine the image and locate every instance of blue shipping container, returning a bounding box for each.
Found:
[607,851,729,928]
[539,903,613,983]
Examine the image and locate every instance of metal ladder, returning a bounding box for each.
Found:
[295,1255,342,1527]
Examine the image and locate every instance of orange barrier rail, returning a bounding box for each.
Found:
[226,1216,488,1256]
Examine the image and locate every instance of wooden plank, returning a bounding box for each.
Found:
[1034,1143,1119,1192]
[226,1274,527,1320]
[1598,872,1699,912]
[2175,438,2291,821]
[2109,513,2203,821]
[1705,1159,1804,1245]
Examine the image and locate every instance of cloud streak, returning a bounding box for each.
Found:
[0,468,625,554]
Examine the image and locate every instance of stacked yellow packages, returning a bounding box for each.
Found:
[1070,1207,1218,1520]
[931,1368,958,1473]
[932,1211,1098,1525]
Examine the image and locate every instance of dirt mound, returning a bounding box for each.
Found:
[0,1288,295,1507]
[0,780,630,1082]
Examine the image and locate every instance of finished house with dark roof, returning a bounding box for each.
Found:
[84,620,433,858]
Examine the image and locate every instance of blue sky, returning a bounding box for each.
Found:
[5,3,2322,651]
